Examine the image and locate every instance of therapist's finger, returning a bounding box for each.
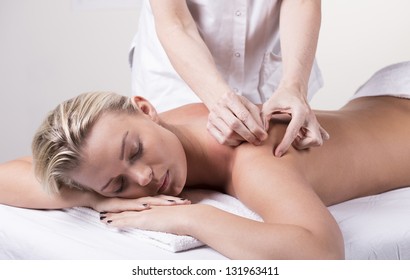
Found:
[274,111,305,157]
[320,126,330,141]
[207,111,245,146]
[292,120,328,150]
[209,103,257,145]
[240,98,268,141]
[226,98,267,144]
[293,131,321,150]
[294,128,329,150]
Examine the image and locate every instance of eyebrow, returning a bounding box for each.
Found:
[100,130,129,192]
[120,131,129,160]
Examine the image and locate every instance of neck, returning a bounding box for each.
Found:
[161,120,232,190]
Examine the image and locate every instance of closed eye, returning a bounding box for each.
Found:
[130,142,143,163]
[114,176,126,194]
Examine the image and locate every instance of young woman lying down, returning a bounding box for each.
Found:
[1,62,410,260]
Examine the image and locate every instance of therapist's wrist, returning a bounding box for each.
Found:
[197,86,233,110]
[277,80,308,98]
[207,90,239,108]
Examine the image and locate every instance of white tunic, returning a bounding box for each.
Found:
[130,0,323,112]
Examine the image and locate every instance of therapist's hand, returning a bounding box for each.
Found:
[261,86,329,157]
[207,91,268,146]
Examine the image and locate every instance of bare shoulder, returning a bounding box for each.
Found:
[229,121,313,220]
[159,103,208,125]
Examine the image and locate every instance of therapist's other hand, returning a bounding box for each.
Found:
[207,91,268,146]
[261,86,329,157]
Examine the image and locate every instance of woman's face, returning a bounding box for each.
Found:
[68,101,187,199]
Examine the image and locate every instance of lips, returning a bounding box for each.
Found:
[157,170,169,194]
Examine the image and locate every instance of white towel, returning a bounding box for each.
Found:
[65,189,262,252]
[351,61,410,100]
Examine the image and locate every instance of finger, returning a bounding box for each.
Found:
[207,113,244,146]
[261,112,272,131]
[102,211,139,229]
[140,196,190,206]
[261,102,290,131]
[222,104,258,144]
[293,135,319,150]
[153,194,191,205]
[274,111,304,157]
[241,100,268,141]
[98,199,151,213]
[228,100,266,144]
[100,206,146,222]
[320,126,330,141]
[100,210,130,224]
[293,120,330,150]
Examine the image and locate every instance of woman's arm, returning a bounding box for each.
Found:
[222,149,343,259]
[0,157,96,209]
[102,186,342,259]
[0,157,189,212]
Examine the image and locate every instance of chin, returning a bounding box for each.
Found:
[172,179,186,196]
[169,184,183,196]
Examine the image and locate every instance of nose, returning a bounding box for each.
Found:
[128,164,153,187]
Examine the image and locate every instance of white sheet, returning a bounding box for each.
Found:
[2,187,410,259]
[329,187,410,259]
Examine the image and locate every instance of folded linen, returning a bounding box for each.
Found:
[65,189,262,252]
[351,61,410,100]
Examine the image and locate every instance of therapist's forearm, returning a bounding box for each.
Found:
[0,157,95,209]
[279,0,321,93]
[152,11,230,107]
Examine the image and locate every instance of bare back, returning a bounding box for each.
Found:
[303,96,410,205]
[163,96,410,206]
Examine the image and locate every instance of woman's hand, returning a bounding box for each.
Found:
[90,194,191,213]
[261,86,329,157]
[100,204,198,235]
[207,91,268,146]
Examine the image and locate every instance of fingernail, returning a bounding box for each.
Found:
[107,220,112,224]
[100,216,106,220]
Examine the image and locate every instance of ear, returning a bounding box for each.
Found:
[131,96,160,123]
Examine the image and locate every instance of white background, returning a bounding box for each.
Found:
[1,0,409,162]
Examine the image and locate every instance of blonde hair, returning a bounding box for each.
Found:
[32,91,138,194]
